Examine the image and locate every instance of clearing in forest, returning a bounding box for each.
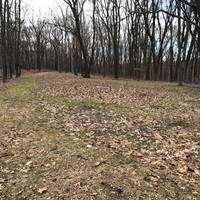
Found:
[0,72,200,200]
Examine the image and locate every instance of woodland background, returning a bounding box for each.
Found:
[0,0,200,85]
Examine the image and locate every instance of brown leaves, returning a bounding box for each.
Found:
[177,165,200,176]
[0,72,200,199]
[36,73,171,107]
[177,165,188,174]
[0,151,14,158]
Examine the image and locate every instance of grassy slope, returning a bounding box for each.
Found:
[0,73,200,200]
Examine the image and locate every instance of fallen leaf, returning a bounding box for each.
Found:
[174,151,185,159]
[154,132,163,141]
[94,159,106,167]
[0,178,5,183]
[25,161,33,166]
[178,165,188,174]
[87,144,93,148]
[0,184,4,191]
[38,187,48,194]
[194,169,200,176]
[20,169,30,173]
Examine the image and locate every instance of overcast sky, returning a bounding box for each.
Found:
[24,0,62,18]
[24,0,92,21]
[24,0,92,19]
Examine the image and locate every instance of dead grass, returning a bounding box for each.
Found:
[0,72,200,200]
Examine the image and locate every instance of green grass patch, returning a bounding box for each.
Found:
[44,96,130,114]
[192,151,200,158]
[0,76,37,103]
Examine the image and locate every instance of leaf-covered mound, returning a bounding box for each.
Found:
[0,72,200,199]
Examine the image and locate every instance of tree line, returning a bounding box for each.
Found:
[0,0,200,85]
[0,0,21,82]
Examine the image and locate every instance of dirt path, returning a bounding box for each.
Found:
[0,72,200,199]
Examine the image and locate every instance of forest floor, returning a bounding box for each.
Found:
[0,72,200,200]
